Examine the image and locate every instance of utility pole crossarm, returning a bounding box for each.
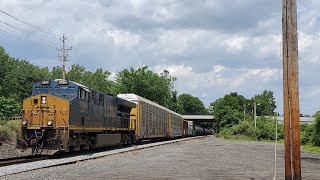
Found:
[57,34,72,80]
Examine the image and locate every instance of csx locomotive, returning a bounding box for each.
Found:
[17,79,135,155]
[17,79,189,155]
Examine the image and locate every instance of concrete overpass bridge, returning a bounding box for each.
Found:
[181,115,315,124]
[182,115,215,122]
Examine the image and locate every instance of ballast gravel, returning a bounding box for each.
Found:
[2,136,320,180]
[0,136,204,178]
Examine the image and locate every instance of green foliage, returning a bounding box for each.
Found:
[218,120,255,139]
[0,120,20,142]
[0,97,20,119]
[115,66,172,107]
[300,124,314,145]
[302,145,320,154]
[251,90,276,116]
[51,66,63,80]
[218,117,283,141]
[177,93,208,115]
[67,65,114,94]
[0,47,51,101]
[254,117,282,140]
[312,112,320,146]
[211,92,247,132]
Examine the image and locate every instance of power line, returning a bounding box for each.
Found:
[70,48,98,72]
[65,39,99,72]
[0,9,100,73]
[0,28,56,48]
[0,19,60,40]
[0,9,61,37]
[0,19,59,45]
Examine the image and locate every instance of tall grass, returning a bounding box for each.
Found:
[0,120,21,142]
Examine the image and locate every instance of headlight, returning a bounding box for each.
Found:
[41,96,47,104]
[22,120,28,126]
[47,120,53,126]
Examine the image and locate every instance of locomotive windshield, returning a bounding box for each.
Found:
[32,80,78,100]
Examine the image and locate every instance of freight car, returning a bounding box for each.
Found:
[16,80,135,155]
[117,94,184,141]
[194,125,214,136]
[183,120,195,137]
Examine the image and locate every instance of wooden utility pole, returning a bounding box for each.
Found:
[282,0,301,180]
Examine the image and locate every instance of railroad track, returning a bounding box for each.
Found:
[0,156,49,167]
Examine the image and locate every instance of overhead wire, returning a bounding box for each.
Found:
[0,9,99,73]
[0,20,59,46]
[0,9,61,37]
[0,28,57,48]
[0,19,60,41]
[66,39,99,72]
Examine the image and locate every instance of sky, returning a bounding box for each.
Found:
[0,0,319,115]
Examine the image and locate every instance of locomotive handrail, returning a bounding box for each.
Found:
[56,109,68,137]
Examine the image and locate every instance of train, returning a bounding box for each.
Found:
[16,80,211,155]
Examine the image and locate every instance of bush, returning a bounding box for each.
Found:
[218,120,255,139]
[312,112,320,146]
[218,116,284,141]
[254,117,280,140]
[300,124,314,145]
[0,120,21,142]
[6,120,21,132]
[0,97,21,119]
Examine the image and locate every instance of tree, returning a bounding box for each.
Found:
[0,47,50,101]
[160,70,178,111]
[66,64,115,94]
[51,66,63,80]
[0,97,20,118]
[313,112,320,146]
[67,64,85,83]
[115,66,172,107]
[251,90,276,116]
[210,92,247,133]
[82,68,114,93]
[177,93,207,115]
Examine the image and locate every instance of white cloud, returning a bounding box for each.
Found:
[0,0,320,115]
[105,29,140,48]
[223,36,248,53]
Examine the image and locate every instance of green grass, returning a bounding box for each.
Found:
[0,120,21,142]
[302,145,320,154]
[217,134,284,144]
[218,134,320,154]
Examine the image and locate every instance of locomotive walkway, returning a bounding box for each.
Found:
[3,136,320,179]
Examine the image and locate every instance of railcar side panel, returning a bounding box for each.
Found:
[169,113,183,137]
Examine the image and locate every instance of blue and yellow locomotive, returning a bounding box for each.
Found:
[17,79,135,155]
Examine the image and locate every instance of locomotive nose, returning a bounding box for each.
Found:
[22,94,56,128]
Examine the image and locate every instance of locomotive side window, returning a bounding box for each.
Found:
[96,92,100,104]
[99,94,104,106]
[79,88,86,100]
[91,91,95,103]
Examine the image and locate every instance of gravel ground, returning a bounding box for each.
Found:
[0,142,27,159]
[2,136,320,180]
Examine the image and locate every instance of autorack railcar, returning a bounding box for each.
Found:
[117,94,184,141]
[16,79,135,155]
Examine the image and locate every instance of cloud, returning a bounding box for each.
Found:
[0,0,320,115]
